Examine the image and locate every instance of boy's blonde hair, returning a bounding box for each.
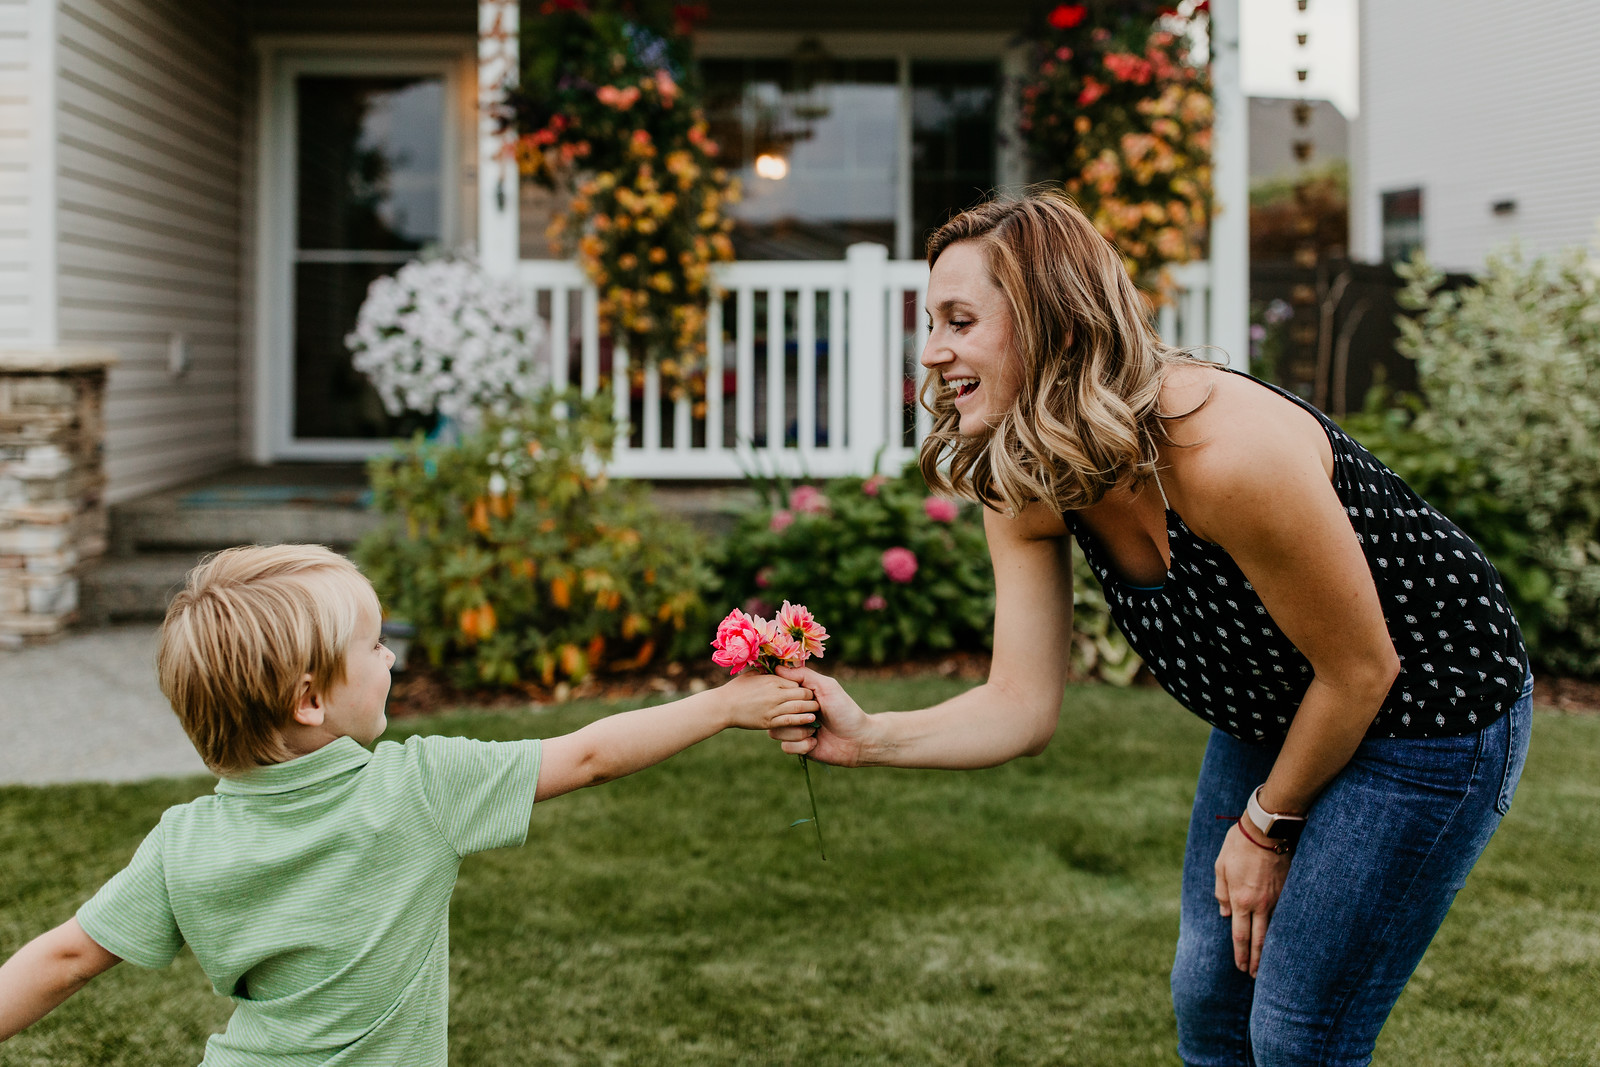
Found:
[158,545,378,774]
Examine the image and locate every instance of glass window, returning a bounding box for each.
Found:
[911,61,999,257]
[1380,187,1422,263]
[294,75,446,439]
[703,57,900,259]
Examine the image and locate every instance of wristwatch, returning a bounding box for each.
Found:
[1246,785,1307,846]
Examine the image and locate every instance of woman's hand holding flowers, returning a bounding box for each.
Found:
[769,666,875,768]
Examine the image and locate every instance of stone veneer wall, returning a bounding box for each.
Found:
[0,349,117,647]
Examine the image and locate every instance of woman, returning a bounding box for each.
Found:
[771,192,1531,1066]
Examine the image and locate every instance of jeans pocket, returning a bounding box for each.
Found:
[1495,680,1534,816]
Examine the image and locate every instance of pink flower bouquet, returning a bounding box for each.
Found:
[710,601,828,675]
[710,601,831,858]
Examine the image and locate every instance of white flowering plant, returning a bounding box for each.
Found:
[345,256,549,424]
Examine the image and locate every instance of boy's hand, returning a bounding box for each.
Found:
[720,669,818,731]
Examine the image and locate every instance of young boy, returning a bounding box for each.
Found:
[0,544,816,1062]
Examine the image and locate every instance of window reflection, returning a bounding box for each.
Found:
[912,62,999,257]
[703,58,899,259]
[297,76,444,252]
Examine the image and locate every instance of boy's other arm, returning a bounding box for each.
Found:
[0,918,121,1041]
[534,672,816,802]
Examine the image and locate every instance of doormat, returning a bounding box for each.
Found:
[177,485,373,510]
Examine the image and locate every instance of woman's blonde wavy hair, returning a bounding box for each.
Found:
[918,190,1203,516]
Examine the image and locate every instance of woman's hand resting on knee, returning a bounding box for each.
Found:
[1215,827,1293,979]
[770,665,873,766]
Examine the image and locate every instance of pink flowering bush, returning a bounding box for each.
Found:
[710,463,1141,681]
[710,465,994,663]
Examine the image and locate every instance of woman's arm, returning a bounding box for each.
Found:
[775,501,1076,769]
[1167,373,1402,976]
[0,919,121,1041]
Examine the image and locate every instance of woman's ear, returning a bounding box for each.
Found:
[292,673,325,727]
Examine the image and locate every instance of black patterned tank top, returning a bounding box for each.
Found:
[1065,372,1527,744]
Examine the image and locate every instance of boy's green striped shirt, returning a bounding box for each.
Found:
[76,734,542,1065]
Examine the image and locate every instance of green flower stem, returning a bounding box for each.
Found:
[799,754,826,861]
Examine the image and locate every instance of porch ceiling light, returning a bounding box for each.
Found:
[754,152,790,180]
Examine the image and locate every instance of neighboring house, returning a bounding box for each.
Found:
[2,0,1246,503]
[1249,96,1346,184]
[1350,0,1600,271]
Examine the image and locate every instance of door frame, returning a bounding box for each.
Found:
[251,36,474,462]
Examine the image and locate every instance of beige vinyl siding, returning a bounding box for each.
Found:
[243,0,475,36]
[1354,0,1600,271]
[0,0,48,345]
[55,0,245,502]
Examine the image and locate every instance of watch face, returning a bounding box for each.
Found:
[1266,816,1305,841]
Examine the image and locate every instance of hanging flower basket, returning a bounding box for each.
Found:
[1020,1,1213,294]
[504,1,738,400]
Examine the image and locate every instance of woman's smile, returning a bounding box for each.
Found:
[922,240,1022,435]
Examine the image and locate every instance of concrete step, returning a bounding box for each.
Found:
[111,500,382,555]
[87,474,763,622]
[78,552,199,624]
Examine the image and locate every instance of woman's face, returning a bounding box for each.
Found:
[922,241,1024,436]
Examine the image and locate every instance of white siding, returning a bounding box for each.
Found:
[1353,0,1600,271]
[55,0,245,502]
[0,0,55,346]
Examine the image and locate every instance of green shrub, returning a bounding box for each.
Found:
[355,389,709,689]
[1381,249,1600,675]
[1340,392,1559,655]
[710,464,1141,682]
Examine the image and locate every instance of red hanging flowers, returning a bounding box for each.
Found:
[1048,3,1089,30]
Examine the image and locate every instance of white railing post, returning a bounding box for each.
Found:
[846,242,890,470]
[1209,0,1249,370]
[477,1,519,278]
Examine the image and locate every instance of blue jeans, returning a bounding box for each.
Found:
[1171,675,1533,1066]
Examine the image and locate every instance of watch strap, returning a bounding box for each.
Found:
[1247,785,1307,843]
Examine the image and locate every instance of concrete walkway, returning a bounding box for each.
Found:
[0,625,208,785]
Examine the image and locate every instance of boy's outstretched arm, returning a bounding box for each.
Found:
[0,918,121,1041]
[535,670,816,802]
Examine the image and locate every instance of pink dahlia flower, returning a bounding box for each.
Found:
[770,510,795,533]
[788,485,830,514]
[923,497,958,523]
[761,628,806,668]
[882,547,918,584]
[862,594,887,611]
[862,474,886,496]
[775,600,829,659]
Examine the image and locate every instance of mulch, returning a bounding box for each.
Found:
[1533,674,1600,714]
[387,653,1600,718]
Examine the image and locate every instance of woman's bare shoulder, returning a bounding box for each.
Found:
[1158,363,1327,462]
[984,498,1071,542]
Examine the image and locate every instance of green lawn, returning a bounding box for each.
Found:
[3,681,1598,1065]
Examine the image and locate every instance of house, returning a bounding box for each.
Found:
[1,0,1247,506]
[1250,96,1346,185]
[1349,0,1600,270]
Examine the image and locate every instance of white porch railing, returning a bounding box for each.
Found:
[516,247,1211,480]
